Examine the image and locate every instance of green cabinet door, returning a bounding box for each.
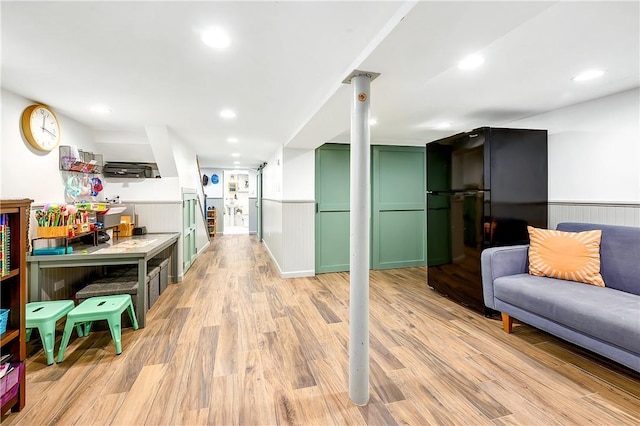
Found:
[183,192,197,272]
[315,144,350,273]
[372,146,426,269]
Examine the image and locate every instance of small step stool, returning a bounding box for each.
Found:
[26,300,81,365]
[57,294,138,363]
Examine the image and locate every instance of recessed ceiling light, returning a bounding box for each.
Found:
[220,109,236,119]
[572,69,605,82]
[435,122,453,129]
[457,54,485,70]
[370,118,378,125]
[201,27,231,49]
[89,104,111,114]
[227,137,238,143]
[231,153,240,157]
[233,161,240,164]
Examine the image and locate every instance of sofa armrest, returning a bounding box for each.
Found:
[481,245,529,309]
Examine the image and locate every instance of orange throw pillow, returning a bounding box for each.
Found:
[527,226,605,287]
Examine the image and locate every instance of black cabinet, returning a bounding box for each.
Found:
[426,127,547,314]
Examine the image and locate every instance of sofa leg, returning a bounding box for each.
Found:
[502,313,513,333]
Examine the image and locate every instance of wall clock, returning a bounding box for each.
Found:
[21,104,61,151]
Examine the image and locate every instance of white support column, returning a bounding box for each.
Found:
[343,70,379,406]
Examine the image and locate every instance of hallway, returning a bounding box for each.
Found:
[3,235,639,425]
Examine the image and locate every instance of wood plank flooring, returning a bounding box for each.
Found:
[3,234,639,425]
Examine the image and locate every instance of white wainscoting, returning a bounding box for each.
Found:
[133,201,182,233]
[36,266,100,301]
[282,201,315,277]
[132,201,185,280]
[262,199,283,274]
[262,199,315,278]
[549,202,640,229]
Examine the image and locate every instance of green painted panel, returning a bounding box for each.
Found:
[376,148,425,209]
[372,146,426,270]
[317,144,427,272]
[316,211,350,273]
[375,210,426,269]
[316,144,350,273]
[316,145,350,211]
[182,196,196,271]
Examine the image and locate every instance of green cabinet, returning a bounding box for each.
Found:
[315,144,426,273]
[315,144,351,273]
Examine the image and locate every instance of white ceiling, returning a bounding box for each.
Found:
[2,1,639,169]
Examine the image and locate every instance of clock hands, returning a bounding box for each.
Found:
[41,126,56,138]
[40,112,57,139]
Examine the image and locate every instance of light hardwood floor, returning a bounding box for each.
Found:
[3,234,639,425]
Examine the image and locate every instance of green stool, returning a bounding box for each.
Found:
[26,300,82,365]
[57,294,139,363]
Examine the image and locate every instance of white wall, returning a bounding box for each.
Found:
[261,147,285,273]
[0,90,187,205]
[262,146,283,200]
[95,129,153,163]
[102,176,181,202]
[146,125,179,178]
[106,126,207,205]
[261,145,315,277]
[1,88,99,204]
[168,132,211,260]
[506,88,640,203]
[283,148,315,200]
[202,168,224,198]
[167,129,205,207]
[248,169,257,198]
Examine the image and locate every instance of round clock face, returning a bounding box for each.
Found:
[21,105,61,151]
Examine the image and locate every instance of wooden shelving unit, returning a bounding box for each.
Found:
[206,207,217,237]
[1,198,32,415]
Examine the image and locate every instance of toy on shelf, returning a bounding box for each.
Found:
[35,204,98,238]
[74,202,108,212]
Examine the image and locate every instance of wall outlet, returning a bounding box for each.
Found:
[54,280,65,291]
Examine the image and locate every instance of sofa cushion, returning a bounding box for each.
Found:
[494,274,640,354]
[556,223,640,296]
[527,226,605,287]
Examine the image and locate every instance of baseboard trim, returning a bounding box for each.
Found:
[281,270,315,278]
[261,241,315,279]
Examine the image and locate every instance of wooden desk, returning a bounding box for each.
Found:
[27,233,179,328]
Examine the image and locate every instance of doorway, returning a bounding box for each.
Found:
[223,170,250,235]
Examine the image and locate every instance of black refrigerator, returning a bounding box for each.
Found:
[426,127,548,314]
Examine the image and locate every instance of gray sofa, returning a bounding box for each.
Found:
[481,222,640,373]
